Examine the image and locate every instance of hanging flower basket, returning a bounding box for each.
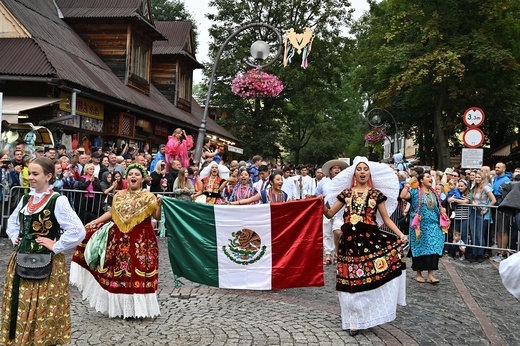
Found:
[364,127,386,144]
[231,69,284,99]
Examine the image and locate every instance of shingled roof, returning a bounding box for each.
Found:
[153,21,203,68]
[0,0,234,140]
[56,0,146,18]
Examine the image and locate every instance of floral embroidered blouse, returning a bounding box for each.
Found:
[337,188,386,226]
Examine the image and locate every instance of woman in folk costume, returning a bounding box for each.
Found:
[1,158,85,345]
[164,128,193,170]
[191,161,229,204]
[323,156,408,336]
[70,163,162,318]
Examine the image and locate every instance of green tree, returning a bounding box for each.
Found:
[354,0,520,168]
[204,0,364,163]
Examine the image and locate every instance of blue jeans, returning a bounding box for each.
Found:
[469,210,489,256]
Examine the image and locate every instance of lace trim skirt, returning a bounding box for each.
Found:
[338,271,406,330]
[70,262,160,318]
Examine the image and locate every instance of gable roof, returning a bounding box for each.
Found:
[56,0,147,19]
[0,0,234,140]
[153,21,203,68]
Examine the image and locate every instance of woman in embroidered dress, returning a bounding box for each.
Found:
[191,161,229,204]
[164,128,193,170]
[400,171,446,283]
[226,168,258,204]
[1,157,85,345]
[230,171,288,204]
[70,163,162,318]
[323,156,407,337]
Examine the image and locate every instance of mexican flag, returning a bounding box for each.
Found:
[162,198,324,290]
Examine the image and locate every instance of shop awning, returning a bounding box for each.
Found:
[1,96,64,123]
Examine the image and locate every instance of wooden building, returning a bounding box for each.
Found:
[0,0,235,155]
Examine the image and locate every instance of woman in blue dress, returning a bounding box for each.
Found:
[400,171,445,284]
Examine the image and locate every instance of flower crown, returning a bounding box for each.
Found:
[125,163,147,178]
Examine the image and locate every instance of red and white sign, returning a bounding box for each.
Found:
[463,128,484,148]
[463,107,485,128]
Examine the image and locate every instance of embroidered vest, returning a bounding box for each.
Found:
[17,193,60,254]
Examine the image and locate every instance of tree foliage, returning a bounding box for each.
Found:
[204,0,364,163]
[353,0,520,168]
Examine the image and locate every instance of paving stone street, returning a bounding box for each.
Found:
[0,237,518,345]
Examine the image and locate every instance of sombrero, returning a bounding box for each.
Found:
[322,159,349,177]
[326,156,399,227]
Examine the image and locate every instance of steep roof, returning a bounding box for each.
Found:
[153,21,203,68]
[0,0,233,139]
[56,0,147,18]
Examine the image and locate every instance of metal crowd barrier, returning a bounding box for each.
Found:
[1,186,518,252]
[1,186,178,235]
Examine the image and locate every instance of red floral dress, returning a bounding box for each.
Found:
[336,188,406,293]
[71,190,160,318]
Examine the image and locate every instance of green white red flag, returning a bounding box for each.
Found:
[162,198,324,290]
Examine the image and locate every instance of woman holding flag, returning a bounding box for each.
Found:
[229,171,288,204]
[70,163,162,319]
[323,156,407,337]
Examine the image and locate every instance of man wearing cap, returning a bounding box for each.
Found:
[90,152,102,178]
[34,147,45,158]
[316,159,349,264]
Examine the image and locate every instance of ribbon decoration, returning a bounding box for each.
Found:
[283,27,315,69]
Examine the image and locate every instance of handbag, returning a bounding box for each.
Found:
[440,210,450,234]
[15,253,53,280]
[410,189,422,240]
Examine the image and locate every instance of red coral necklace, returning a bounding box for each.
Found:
[26,190,54,214]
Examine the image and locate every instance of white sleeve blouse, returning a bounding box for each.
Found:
[6,192,86,254]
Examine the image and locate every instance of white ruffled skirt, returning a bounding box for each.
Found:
[70,262,160,319]
[338,271,406,330]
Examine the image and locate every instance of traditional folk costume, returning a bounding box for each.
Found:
[327,157,406,331]
[1,188,85,345]
[198,162,229,204]
[228,182,258,204]
[70,189,160,318]
[260,188,288,204]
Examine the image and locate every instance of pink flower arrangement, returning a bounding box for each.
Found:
[364,127,386,144]
[231,69,284,99]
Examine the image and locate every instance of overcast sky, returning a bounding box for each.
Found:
[183,0,371,83]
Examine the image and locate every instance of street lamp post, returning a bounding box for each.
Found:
[365,107,400,154]
[193,23,284,164]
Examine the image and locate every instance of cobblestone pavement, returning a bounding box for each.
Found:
[0,238,519,345]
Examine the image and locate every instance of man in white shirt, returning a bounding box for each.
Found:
[281,167,296,200]
[310,167,324,197]
[254,165,270,193]
[90,152,102,178]
[293,166,314,199]
[316,159,349,264]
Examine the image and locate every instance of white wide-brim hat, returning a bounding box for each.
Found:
[200,161,230,179]
[322,159,349,177]
[326,156,399,227]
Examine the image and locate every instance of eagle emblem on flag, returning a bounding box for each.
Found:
[222,228,267,265]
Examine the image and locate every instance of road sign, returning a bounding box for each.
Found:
[463,107,485,128]
[461,148,484,168]
[463,128,485,148]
